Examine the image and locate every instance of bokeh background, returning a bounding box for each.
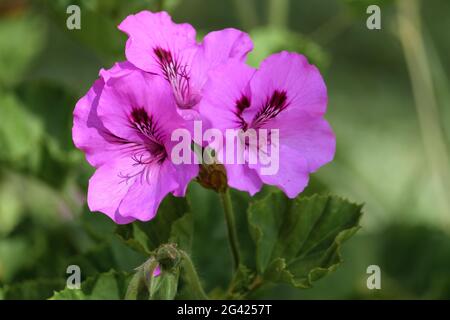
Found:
[1,0,450,299]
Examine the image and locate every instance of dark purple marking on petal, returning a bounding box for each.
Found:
[153,46,195,108]
[117,107,168,185]
[234,94,251,130]
[252,90,288,128]
[154,47,173,66]
[131,107,151,126]
[129,107,164,145]
[236,95,250,114]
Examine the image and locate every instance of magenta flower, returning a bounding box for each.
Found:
[118,10,252,115]
[72,62,198,224]
[199,52,335,197]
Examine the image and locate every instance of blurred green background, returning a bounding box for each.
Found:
[1,0,450,299]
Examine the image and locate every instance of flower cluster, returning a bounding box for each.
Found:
[73,11,335,224]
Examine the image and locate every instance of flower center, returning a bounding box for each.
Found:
[153,47,197,109]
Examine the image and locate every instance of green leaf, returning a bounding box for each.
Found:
[168,210,194,253]
[0,14,46,87]
[0,92,43,168]
[0,278,65,300]
[248,192,363,288]
[227,264,257,299]
[0,175,25,237]
[51,270,131,300]
[115,195,192,255]
[26,17,101,94]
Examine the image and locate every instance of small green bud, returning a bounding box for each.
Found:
[149,271,180,300]
[196,163,228,193]
[156,243,181,270]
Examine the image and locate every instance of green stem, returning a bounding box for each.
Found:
[219,189,240,270]
[268,0,289,29]
[397,0,450,229]
[179,250,209,300]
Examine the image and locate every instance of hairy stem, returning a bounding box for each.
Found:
[179,250,209,299]
[220,189,241,270]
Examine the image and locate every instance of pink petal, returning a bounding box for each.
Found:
[118,10,197,75]
[72,79,109,167]
[96,70,178,144]
[170,161,199,197]
[99,61,138,84]
[87,156,138,224]
[248,51,327,120]
[225,163,262,196]
[72,75,130,168]
[267,112,335,172]
[252,144,310,199]
[117,160,179,221]
[198,60,255,130]
[191,28,253,91]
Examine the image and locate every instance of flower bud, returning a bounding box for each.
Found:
[196,163,228,193]
[156,243,181,270]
